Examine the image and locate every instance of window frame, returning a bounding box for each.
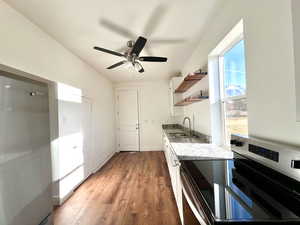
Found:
[218,36,248,147]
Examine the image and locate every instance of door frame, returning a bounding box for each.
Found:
[115,87,141,152]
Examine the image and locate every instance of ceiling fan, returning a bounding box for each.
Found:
[94,36,167,73]
[100,7,185,56]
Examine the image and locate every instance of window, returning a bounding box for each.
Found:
[219,40,248,144]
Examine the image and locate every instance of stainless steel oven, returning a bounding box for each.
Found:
[180,135,300,225]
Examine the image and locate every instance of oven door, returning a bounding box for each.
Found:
[181,168,210,225]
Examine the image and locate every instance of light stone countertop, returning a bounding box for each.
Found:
[170,142,234,160]
[162,126,234,160]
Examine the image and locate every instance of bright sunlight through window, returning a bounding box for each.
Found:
[219,40,248,144]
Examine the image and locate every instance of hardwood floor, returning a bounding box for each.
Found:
[54,151,181,225]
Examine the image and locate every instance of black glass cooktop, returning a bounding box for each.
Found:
[182,154,300,223]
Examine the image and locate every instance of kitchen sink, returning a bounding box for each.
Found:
[168,132,199,139]
[164,128,209,143]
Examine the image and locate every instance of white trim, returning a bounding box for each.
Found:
[0,63,53,85]
[137,87,141,152]
[53,190,74,206]
[208,56,224,146]
[115,87,140,152]
[52,195,60,206]
[222,95,247,102]
[209,19,244,57]
[219,34,244,56]
[140,146,163,151]
[209,19,246,147]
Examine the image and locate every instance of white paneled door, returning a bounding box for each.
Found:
[116,89,140,151]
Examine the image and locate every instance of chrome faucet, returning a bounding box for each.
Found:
[182,116,192,137]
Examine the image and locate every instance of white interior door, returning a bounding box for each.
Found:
[116,89,140,151]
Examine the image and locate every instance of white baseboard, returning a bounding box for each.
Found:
[52,195,60,206]
[52,189,74,206]
[140,146,163,151]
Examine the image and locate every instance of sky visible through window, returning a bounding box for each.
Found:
[222,39,248,138]
[223,40,246,97]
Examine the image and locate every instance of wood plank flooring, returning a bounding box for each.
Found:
[54,151,181,225]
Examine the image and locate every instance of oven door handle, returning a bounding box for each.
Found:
[181,170,209,225]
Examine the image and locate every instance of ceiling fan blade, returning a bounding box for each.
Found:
[107,60,127,69]
[139,56,167,62]
[143,4,168,37]
[94,46,124,57]
[100,19,136,39]
[131,36,147,56]
[116,46,129,54]
[149,39,186,44]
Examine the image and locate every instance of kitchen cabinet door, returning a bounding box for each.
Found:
[168,148,177,196]
[175,165,183,222]
[162,133,184,224]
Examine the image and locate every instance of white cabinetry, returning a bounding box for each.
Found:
[163,132,183,223]
[52,83,94,205]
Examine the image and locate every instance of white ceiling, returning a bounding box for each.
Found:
[4,0,223,82]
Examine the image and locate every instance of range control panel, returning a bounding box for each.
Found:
[249,144,279,162]
[231,134,300,182]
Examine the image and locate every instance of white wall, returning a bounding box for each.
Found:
[0,0,116,200]
[180,0,300,146]
[292,0,300,121]
[115,80,172,151]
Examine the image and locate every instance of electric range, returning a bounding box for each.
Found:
[180,135,300,224]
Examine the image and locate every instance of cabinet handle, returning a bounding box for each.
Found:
[171,153,180,167]
[173,160,180,167]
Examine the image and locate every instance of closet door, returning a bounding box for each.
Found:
[116,89,140,151]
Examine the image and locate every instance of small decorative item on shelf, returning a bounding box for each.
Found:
[198,90,209,99]
[174,90,209,106]
[194,69,208,75]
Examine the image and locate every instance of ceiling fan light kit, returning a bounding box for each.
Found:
[94,36,168,73]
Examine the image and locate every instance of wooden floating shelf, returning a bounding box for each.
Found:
[175,73,207,93]
[174,96,209,106]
